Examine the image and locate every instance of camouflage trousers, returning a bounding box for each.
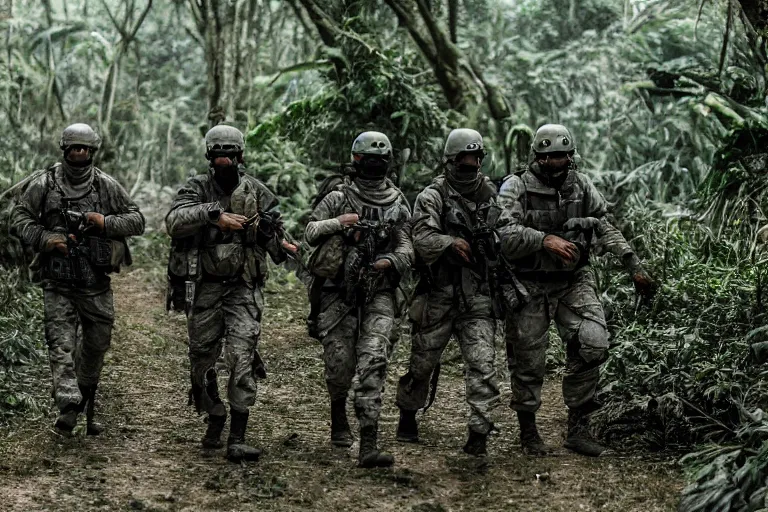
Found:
[321,292,395,429]
[188,280,263,414]
[396,285,500,435]
[506,268,609,413]
[43,288,114,412]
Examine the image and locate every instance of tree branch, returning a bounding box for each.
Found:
[99,0,130,40]
[126,0,154,43]
[382,0,438,61]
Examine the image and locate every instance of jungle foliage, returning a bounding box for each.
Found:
[1,0,767,508]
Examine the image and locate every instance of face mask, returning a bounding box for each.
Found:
[532,162,569,190]
[453,163,480,182]
[355,156,389,181]
[211,155,241,193]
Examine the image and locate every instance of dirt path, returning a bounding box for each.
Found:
[0,271,683,511]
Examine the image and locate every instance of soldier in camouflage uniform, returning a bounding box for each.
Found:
[499,124,655,456]
[305,131,413,468]
[396,129,511,457]
[166,125,296,462]
[11,123,145,434]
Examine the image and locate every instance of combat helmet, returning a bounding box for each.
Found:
[443,129,484,162]
[59,123,101,151]
[350,131,392,161]
[205,125,245,156]
[531,124,575,156]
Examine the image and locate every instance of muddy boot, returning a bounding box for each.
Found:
[226,410,262,463]
[396,409,419,443]
[563,407,610,457]
[202,413,226,449]
[358,425,394,468]
[518,411,550,455]
[80,384,104,436]
[54,403,80,433]
[330,398,353,447]
[462,429,488,457]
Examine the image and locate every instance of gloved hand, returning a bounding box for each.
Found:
[632,269,657,298]
[85,212,106,232]
[624,253,657,301]
[44,233,68,254]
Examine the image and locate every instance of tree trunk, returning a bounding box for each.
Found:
[736,0,768,68]
[98,0,153,141]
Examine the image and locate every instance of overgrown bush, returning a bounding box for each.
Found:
[0,266,46,425]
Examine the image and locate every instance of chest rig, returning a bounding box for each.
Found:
[41,167,113,287]
[516,170,591,274]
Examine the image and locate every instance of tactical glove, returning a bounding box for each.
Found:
[624,253,657,300]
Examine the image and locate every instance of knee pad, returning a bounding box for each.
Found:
[577,319,608,364]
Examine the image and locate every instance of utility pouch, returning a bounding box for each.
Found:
[307,234,344,279]
[46,255,75,282]
[86,236,113,269]
[45,254,98,287]
[167,239,200,313]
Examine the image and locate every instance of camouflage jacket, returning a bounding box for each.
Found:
[165,171,285,285]
[498,167,634,276]
[10,164,145,289]
[412,175,513,297]
[304,178,413,335]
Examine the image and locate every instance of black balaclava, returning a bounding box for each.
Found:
[532,151,574,189]
[62,145,94,185]
[446,151,483,198]
[209,151,242,193]
[353,154,390,183]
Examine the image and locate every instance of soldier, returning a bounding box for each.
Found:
[499,124,656,456]
[10,123,145,434]
[166,124,296,463]
[305,131,413,468]
[395,128,510,457]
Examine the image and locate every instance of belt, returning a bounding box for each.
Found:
[201,273,244,285]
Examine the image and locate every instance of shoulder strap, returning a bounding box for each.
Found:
[39,163,59,216]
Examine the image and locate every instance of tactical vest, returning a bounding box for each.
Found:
[514,170,592,274]
[166,175,272,313]
[431,177,502,283]
[40,166,126,287]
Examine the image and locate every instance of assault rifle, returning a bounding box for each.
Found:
[57,210,106,287]
[63,210,92,255]
[245,209,307,281]
[444,207,500,281]
[444,207,512,318]
[342,218,401,307]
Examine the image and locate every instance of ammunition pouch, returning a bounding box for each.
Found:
[307,234,345,279]
[45,254,93,287]
[85,236,113,271]
[167,237,201,314]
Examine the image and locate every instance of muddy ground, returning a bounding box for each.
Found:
[0,270,684,511]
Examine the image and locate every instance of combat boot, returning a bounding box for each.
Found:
[330,398,353,447]
[563,407,610,457]
[358,424,394,468]
[202,413,226,449]
[226,410,262,462]
[517,411,551,456]
[462,429,488,457]
[78,384,104,436]
[396,409,419,443]
[54,403,80,433]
